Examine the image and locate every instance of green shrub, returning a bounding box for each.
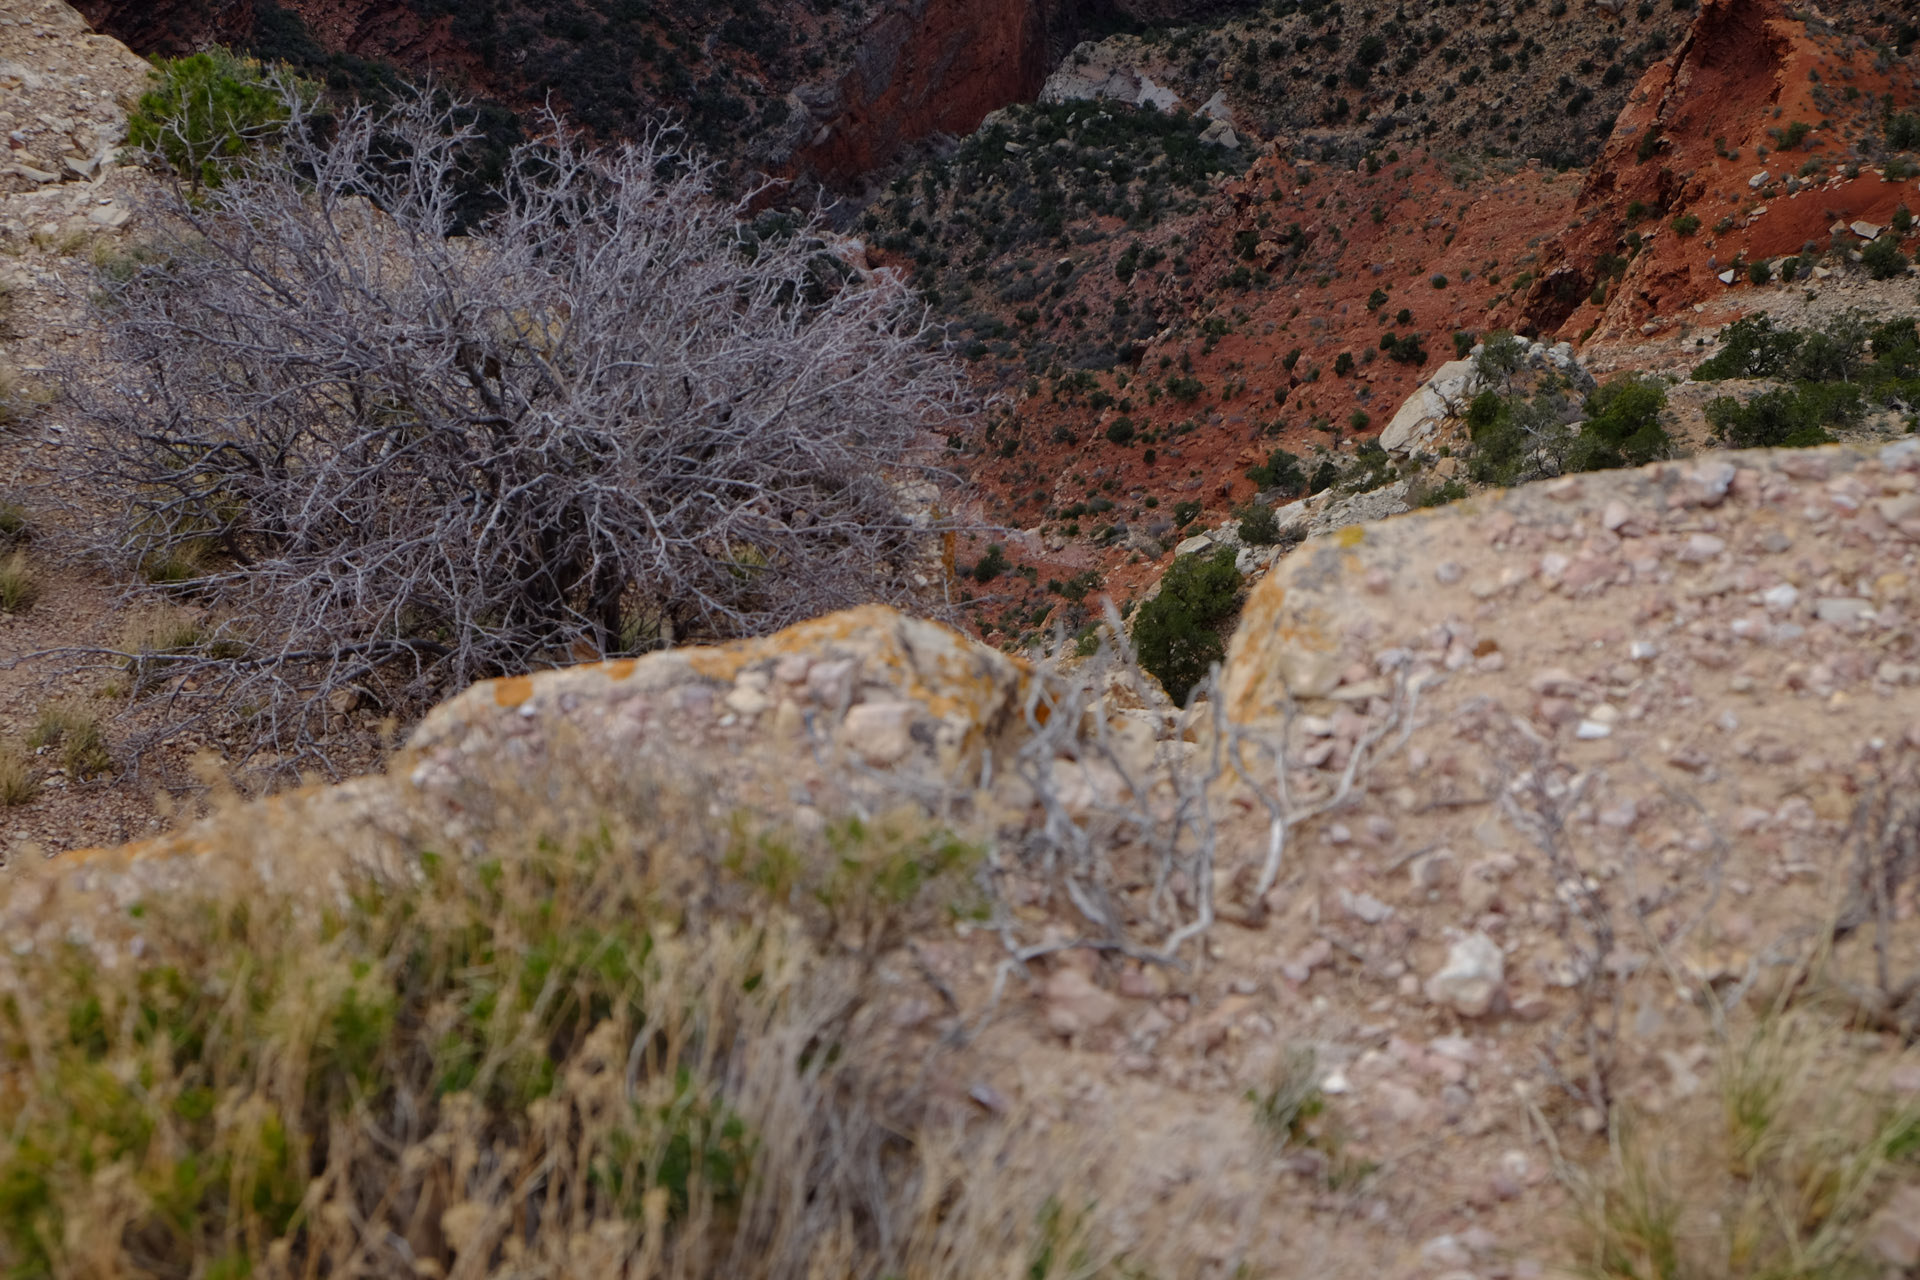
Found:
[1173,500,1202,528]
[1474,331,1526,383]
[1748,258,1772,285]
[1452,330,1476,358]
[1705,388,1836,448]
[127,50,311,192]
[1247,448,1305,493]
[1105,417,1136,445]
[1413,477,1469,507]
[1693,314,1800,380]
[1237,502,1281,545]
[972,544,1010,583]
[1894,206,1915,236]
[1333,352,1354,377]
[1131,547,1242,705]
[1670,213,1701,236]
[1165,374,1205,403]
[1568,375,1671,471]
[1862,235,1910,280]
[1382,332,1427,365]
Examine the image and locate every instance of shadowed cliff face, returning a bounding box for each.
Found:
[72,0,1258,186]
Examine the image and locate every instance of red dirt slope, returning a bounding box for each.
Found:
[1523,0,1920,341]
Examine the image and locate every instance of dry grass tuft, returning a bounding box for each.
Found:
[0,549,34,614]
[0,772,1145,1279]
[1569,1011,1920,1279]
[0,365,49,431]
[0,742,38,808]
[0,502,27,545]
[24,701,113,779]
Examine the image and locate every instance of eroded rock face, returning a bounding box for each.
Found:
[71,0,1260,188]
[400,605,1033,843]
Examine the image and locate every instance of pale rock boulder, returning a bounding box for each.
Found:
[1425,931,1506,1018]
[1378,359,1480,456]
[402,605,1031,842]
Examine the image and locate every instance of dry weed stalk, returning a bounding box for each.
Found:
[1829,745,1920,1036]
[988,611,1416,971]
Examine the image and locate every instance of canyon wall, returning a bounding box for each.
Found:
[74,0,1260,187]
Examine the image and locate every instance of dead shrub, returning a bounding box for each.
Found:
[60,85,967,768]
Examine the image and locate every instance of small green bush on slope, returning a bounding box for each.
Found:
[127,50,313,191]
[1132,546,1242,705]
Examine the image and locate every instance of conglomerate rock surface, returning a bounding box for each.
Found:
[14,442,1920,1275]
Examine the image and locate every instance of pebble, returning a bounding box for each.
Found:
[1814,597,1871,624]
[1425,931,1504,1017]
[1043,969,1121,1037]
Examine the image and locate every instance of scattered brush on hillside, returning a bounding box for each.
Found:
[0,765,1147,1279]
[1696,312,1920,446]
[865,99,1249,377]
[58,84,969,771]
[1459,333,1672,487]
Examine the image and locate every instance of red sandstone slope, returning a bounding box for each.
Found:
[1522,0,1920,341]
[922,0,1917,647]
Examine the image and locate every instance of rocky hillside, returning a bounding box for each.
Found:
[13,437,1920,1275]
[868,0,1920,650]
[71,0,1260,188]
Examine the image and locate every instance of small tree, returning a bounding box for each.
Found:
[1474,330,1527,385]
[66,89,967,766]
[1568,375,1671,471]
[126,50,311,192]
[1131,547,1241,706]
[1863,235,1910,281]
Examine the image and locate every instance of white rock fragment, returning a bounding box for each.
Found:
[1426,931,1504,1017]
[1814,597,1872,624]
